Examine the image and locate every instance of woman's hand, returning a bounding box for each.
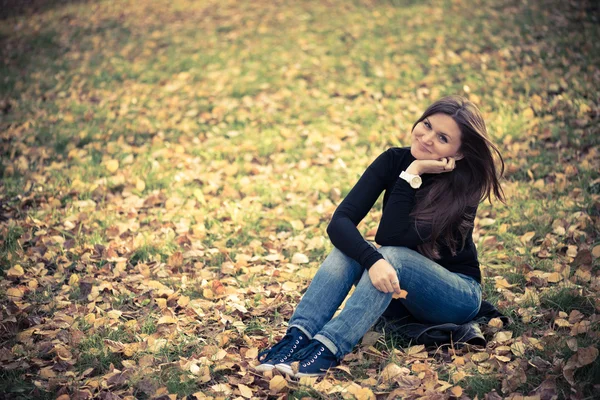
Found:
[368,259,402,295]
[406,157,456,175]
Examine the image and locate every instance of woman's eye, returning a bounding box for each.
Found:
[438,134,448,143]
[424,121,431,129]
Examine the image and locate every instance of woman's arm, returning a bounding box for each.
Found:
[375,158,457,247]
[326,150,396,269]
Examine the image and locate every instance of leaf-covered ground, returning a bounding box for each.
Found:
[1,0,599,398]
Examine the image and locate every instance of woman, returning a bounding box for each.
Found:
[256,95,504,377]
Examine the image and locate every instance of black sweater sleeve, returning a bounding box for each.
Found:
[326,150,394,269]
[327,147,481,280]
[374,177,431,247]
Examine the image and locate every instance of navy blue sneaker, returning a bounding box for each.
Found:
[255,327,309,372]
[275,339,339,377]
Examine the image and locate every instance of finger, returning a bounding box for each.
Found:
[382,281,394,293]
[392,280,402,294]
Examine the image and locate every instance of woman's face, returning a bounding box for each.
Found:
[410,113,463,161]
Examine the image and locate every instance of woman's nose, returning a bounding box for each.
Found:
[422,131,434,144]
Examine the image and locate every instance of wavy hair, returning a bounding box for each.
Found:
[410,95,505,259]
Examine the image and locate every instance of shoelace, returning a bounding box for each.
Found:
[258,330,304,362]
[286,340,329,365]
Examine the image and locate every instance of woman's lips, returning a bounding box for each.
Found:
[418,140,431,153]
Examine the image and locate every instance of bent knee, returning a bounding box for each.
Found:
[378,246,419,265]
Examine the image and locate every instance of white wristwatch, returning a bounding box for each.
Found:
[400,170,422,189]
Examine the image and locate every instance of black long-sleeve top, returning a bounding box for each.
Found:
[326,147,481,283]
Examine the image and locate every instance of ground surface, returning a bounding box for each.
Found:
[0,0,599,399]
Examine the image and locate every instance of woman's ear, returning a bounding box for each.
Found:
[454,153,464,161]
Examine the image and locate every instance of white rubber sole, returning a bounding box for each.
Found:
[254,363,275,372]
[275,363,327,378]
[275,363,295,376]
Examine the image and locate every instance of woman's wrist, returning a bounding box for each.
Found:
[405,161,421,175]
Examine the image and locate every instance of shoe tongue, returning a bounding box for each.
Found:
[295,340,322,359]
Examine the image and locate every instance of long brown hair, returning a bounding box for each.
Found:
[410,95,505,259]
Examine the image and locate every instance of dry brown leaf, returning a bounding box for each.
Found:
[592,244,600,259]
[381,363,406,383]
[238,383,253,399]
[269,375,288,393]
[392,289,408,299]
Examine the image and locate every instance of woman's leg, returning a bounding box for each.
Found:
[287,246,364,338]
[313,246,482,359]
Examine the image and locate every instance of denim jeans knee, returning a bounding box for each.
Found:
[377,246,481,324]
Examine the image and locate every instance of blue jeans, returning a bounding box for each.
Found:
[288,246,482,359]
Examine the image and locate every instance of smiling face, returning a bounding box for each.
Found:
[410,113,463,161]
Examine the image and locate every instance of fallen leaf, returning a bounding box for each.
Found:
[269,375,287,393]
[7,264,24,278]
[291,253,309,264]
[106,159,119,173]
[238,383,253,399]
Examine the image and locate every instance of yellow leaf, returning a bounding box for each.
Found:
[291,253,309,264]
[245,347,258,359]
[406,345,426,355]
[546,272,562,283]
[451,370,466,383]
[511,342,526,356]
[495,277,513,289]
[157,315,178,325]
[290,220,304,230]
[554,318,571,328]
[450,386,463,397]
[105,159,119,173]
[381,363,407,383]
[7,287,23,300]
[238,383,252,399]
[177,295,190,308]
[69,274,80,286]
[282,281,298,291]
[136,178,146,191]
[493,331,513,343]
[269,375,287,393]
[488,317,504,328]
[347,386,376,400]
[522,108,535,118]
[107,310,122,320]
[471,352,490,362]
[211,383,232,395]
[7,264,24,278]
[520,231,536,244]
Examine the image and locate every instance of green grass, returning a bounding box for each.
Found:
[0,369,53,400]
[462,373,502,399]
[75,327,134,376]
[1,0,599,398]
